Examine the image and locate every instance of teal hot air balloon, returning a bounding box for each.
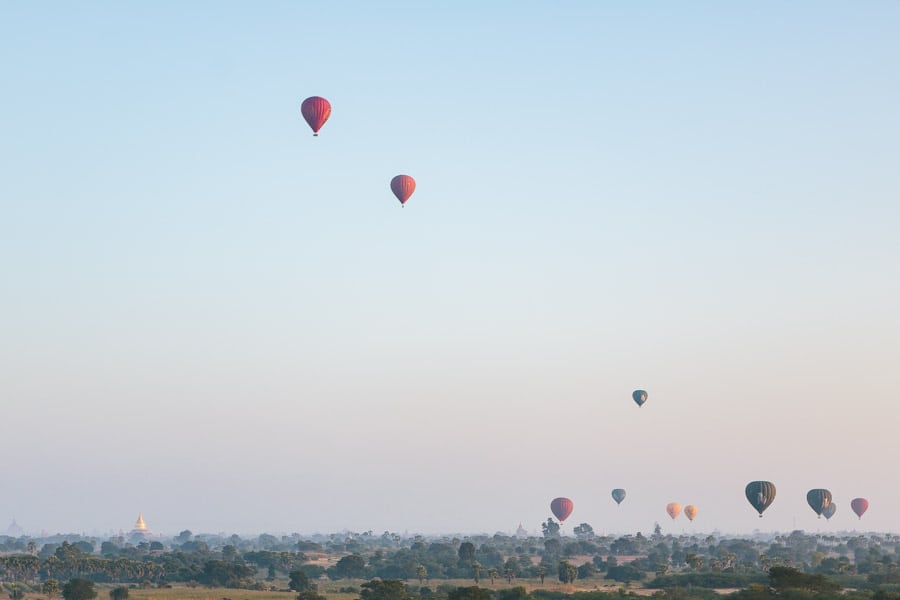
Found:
[822,503,837,520]
[612,489,626,505]
[632,390,648,407]
[745,481,776,517]
[807,489,832,518]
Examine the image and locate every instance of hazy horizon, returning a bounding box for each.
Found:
[2,2,898,536]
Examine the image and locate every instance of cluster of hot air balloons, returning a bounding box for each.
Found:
[548,490,633,524]
[550,490,704,526]
[744,481,869,521]
[665,502,699,522]
[549,484,868,530]
[300,96,416,207]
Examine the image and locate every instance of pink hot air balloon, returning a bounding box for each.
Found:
[301,96,331,136]
[390,175,416,206]
[851,498,869,519]
[550,497,574,523]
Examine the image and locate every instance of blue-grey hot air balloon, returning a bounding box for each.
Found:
[823,503,837,520]
[807,489,832,518]
[632,390,648,407]
[612,489,626,505]
[745,481,776,517]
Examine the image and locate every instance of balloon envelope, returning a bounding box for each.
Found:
[666,502,682,520]
[807,489,832,517]
[550,497,574,523]
[632,390,648,407]
[391,175,416,205]
[822,503,837,520]
[684,505,698,521]
[612,489,626,505]
[745,481,776,517]
[851,498,869,519]
[301,96,331,135]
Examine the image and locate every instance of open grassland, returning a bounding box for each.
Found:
[18,578,637,600]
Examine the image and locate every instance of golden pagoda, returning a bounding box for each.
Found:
[130,513,150,537]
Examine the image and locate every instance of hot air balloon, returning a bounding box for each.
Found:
[301,96,331,136]
[851,498,869,519]
[391,175,416,206]
[807,489,832,518]
[745,481,776,517]
[612,489,626,505]
[822,503,837,520]
[632,390,648,407]
[684,505,698,522]
[551,497,574,523]
[666,503,681,520]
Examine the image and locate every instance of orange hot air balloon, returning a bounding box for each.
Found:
[666,502,682,520]
[851,498,869,519]
[684,505,698,521]
[390,175,416,206]
[550,497,574,523]
[301,96,331,136]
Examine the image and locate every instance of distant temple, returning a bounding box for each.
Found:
[515,523,528,538]
[6,519,23,536]
[130,513,151,537]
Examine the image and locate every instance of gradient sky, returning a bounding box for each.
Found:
[2,1,899,537]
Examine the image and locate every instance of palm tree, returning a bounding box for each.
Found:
[472,561,483,584]
[537,565,546,585]
[488,567,499,585]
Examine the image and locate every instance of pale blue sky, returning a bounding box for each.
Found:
[2,2,899,536]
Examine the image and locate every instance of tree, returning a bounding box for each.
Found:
[541,519,560,538]
[558,561,578,584]
[685,553,704,570]
[573,523,594,539]
[289,570,313,592]
[198,560,255,587]
[333,554,367,579]
[543,538,562,557]
[458,543,476,564]
[472,561,483,584]
[577,562,597,580]
[296,591,327,600]
[488,567,499,585]
[498,588,527,600]
[222,545,239,562]
[42,580,60,600]
[537,566,546,585]
[8,584,25,600]
[416,565,428,584]
[447,588,492,600]
[606,565,645,584]
[360,579,410,600]
[768,567,841,593]
[109,588,129,600]
[504,557,519,583]
[61,579,97,600]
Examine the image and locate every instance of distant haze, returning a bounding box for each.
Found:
[1,2,898,536]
